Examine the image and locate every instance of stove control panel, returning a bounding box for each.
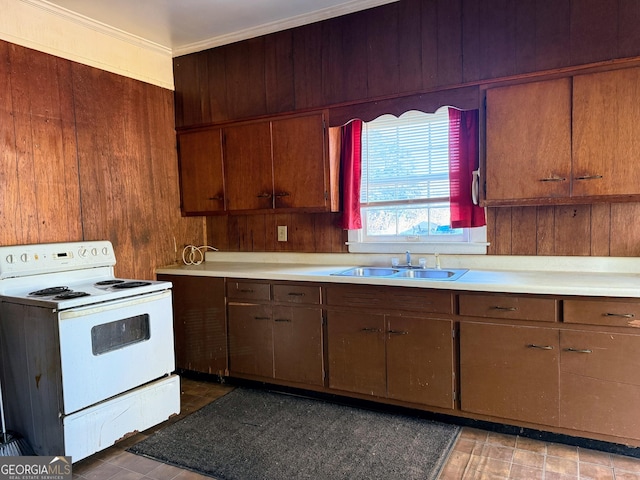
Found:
[0,241,116,279]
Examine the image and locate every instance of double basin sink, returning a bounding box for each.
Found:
[331,266,468,281]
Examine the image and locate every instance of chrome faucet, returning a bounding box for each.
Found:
[405,250,411,267]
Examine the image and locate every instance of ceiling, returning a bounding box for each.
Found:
[40,0,399,56]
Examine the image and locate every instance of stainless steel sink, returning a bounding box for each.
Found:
[331,266,468,281]
[396,268,468,281]
[331,267,401,277]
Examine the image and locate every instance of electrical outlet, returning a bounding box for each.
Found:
[277,225,287,242]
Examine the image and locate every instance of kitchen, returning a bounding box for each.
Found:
[3,0,640,478]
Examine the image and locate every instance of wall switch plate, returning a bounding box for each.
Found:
[277,225,287,242]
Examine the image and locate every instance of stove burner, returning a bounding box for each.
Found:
[54,291,90,300]
[111,281,152,289]
[29,286,71,296]
[95,280,125,286]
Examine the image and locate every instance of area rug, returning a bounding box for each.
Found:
[128,387,460,480]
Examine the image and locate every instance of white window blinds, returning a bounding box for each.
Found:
[360,109,450,206]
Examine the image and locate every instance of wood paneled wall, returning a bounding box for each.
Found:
[174,0,640,129]
[181,0,640,256]
[0,41,203,278]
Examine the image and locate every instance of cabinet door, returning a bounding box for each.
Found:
[159,275,227,375]
[560,330,640,440]
[459,322,559,426]
[224,122,273,211]
[327,311,386,397]
[386,316,454,409]
[272,305,324,386]
[271,113,328,210]
[177,129,225,214]
[485,78,571,203]
[227,304,273,378]
[573,67,640,197]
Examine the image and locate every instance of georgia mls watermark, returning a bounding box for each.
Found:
[0,457,72,480]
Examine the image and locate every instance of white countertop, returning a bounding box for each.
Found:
[156,252,640,298]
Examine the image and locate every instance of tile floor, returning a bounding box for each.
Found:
[72,377,640,480]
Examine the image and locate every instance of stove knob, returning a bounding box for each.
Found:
[102,247,109,256]
[5,254,14,264]
[91,248,98,256]
[20,253,29,263]
[78,247,88,258]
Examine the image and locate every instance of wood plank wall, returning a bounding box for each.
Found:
[179,0,640,256]
[0,41,203,278]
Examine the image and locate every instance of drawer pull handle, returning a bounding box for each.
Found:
[604,312,635,318]
[492,306,518,311]
[239,289,254,293]
[256,192,272,198]
[527,344,553,350]
[274,192,290,197]
[287,292,305,297]
[208,195,223,201]
[254,316,270,321]
[274,318,291,323]
[574,174,603,181]
[361,328,380,333]
[539,176,566,182]
[564,347,592,354]
[388,330,409,335]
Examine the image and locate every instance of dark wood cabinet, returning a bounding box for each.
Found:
[326,284,455,409]
[158,274,227,375]
[484,67,640,206]
[226,279,324,386]
[327,310,386,397]
[485,78,572,204]
[386,315,454,408]
[223,122,273,211]
[224,111,332,213]
[177,128,225,215]
[559,329,640,441]
[228,303,274,378]
[572,67,640,198]
[459,322,559,426]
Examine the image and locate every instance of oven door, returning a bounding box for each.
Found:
[57,290,175,414]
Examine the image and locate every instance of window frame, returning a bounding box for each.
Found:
[346,108,488,255]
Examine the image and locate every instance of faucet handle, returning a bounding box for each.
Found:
[434,253,441,269]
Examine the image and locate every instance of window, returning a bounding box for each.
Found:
[347,108,487,254]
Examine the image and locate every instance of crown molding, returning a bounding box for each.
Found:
[21,0,171,56]
[172,0,399,57]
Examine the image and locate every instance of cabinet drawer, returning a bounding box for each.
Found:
[326,284,452,314]
[273,284,321,305]
[459,294,558,322]
[227,280,271,301]
[564,299,640,328]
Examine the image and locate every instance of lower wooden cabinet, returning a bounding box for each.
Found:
[559,329,640,440]
[157,274,227,375]
[459,322,559,426]
[227,280,324,386]
[327,311,455,409]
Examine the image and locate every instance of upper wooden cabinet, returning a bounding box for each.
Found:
[572,67,640,198]
[224,121,273,211]
[485,78,572,203]
[177,128,225,215]
[224,111,333,213]
[484,66,640,206]
[178,110,336,215]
